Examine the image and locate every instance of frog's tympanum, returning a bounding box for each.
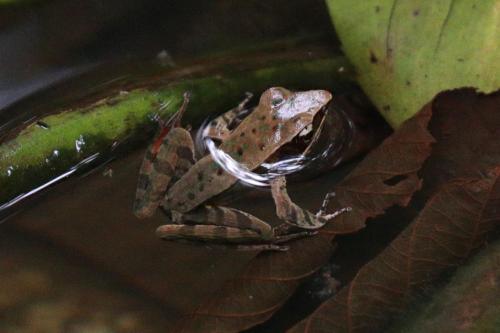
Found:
[134,87,350,250]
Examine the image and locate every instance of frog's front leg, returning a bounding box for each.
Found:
[271,176,351,229]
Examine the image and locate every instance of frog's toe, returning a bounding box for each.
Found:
[317,206,352,220]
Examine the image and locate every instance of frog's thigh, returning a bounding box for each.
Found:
[271,176,326,229]
[178,205,273,240]
[134,127,195,218]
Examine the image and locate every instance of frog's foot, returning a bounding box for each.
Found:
[315,192,352,220]
[273,223,318,242]
[271,176,351,230]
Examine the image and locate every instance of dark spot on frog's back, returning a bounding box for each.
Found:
[187,192,196,200]
[137,174,150,190]
[237,147,244,156]
[370,51,378,64]
[154,160,175,176]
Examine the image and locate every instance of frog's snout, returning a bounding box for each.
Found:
[305,90,333,107]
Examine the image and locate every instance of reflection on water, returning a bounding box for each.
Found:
[0,153,100,213]
[201,131,307,187]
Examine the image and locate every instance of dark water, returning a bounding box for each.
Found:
[0,140,358,332]
[0,1,392,332]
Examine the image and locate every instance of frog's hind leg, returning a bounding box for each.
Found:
[156,224,288,251]
[160,205,273,241]
[271,176,351,229]
[157,205,316,250]
[134,127,196,218]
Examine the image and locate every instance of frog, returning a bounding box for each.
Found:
[133,87,351,251]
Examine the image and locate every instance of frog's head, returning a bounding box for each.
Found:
[259,87,332,131]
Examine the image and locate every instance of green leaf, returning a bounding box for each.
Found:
[326,0,500,128]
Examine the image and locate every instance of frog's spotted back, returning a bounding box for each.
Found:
[220,87,332,169]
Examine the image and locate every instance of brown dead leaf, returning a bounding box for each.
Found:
[388,238,500,332]
[174,100,434,332]
[322,106,434,235]
[289,89,500,333]
[421,89,500,194]
[289,167,500,333]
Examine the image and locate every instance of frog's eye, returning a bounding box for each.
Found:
[271,95,284,108]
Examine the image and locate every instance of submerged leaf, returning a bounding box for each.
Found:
[326,0,500,127]
[289,89,500,332]
[387,238,500,332]
[290,167,500,333]
[321,106,434,234]
[175,96,433,332]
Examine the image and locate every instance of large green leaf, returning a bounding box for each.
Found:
[326,0,500,127]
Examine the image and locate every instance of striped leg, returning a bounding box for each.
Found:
[156,224,289,251]
[162,205,273,240]
[133,127,195,218]
[271,176,351,229]
[156,205,317,250]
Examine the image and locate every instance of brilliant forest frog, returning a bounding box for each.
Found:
[133,87,350,250]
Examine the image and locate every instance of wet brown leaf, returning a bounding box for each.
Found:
[175,101,434,332]
[289,89,500,333]
[290,167,500,333]
[421,89,500,192]
[321,106,434,235]
[388,237,500,332]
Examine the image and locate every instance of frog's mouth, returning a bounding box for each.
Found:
[262,104,328,165]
